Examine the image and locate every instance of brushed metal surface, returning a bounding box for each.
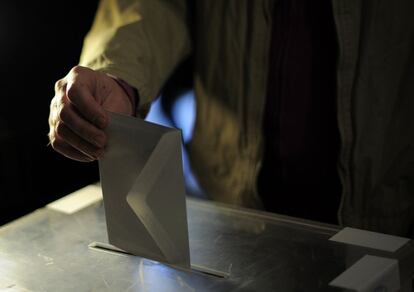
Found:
[0,187,413,291]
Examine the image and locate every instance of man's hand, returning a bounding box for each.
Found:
[48,66,134,162]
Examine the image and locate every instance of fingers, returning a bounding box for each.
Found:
[59,101,106,149]
[49,120,103,161]
[49,66,108,162]
[65,66,108,129]
[49,131,94,163]
[48,98,105,161]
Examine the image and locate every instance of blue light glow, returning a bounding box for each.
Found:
[145,92,205,198]
[171,91,196,144]
[145,97,174,128]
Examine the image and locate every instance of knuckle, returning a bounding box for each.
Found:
[66,83,80,101]
[49,96,57,111]
[48,113,55,127]
[50,93,63,106]
[66,79,89,104]
[54,79,66,92]
[57,106,70,123]
[49,103,64,131]
[49,134,61,149]
[70,65,85,75]
[55,121,66,138]
[47,130,55,144]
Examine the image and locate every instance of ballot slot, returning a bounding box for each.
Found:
[98,113,230,279]
[88,241,230,279]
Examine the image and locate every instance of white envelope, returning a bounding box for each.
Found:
[99,111,190,268]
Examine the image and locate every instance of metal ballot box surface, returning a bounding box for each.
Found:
[0,184,413,291]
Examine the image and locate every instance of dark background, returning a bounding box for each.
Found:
[0,1,101,225]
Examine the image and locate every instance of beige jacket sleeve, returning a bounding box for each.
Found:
[79,0,191,114]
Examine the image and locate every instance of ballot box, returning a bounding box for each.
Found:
[0,184,413,292]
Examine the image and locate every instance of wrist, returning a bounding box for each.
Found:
[106,73,138,116]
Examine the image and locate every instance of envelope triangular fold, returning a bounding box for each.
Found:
[99,112,190,268]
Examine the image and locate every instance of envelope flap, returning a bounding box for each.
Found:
[126,131,190,267]
[99,112,191,268]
